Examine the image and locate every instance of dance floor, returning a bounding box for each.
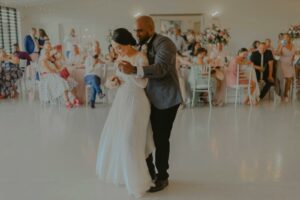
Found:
[0,98,299,200]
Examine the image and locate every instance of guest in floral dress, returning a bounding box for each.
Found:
[0,49,22,98]
[39,42,81,109]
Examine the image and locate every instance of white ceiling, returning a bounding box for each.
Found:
[0,0,66,7]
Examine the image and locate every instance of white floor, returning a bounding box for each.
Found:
[0,98,300,200]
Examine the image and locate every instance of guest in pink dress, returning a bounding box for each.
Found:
[276,33,295,102]
[226,48,257,105]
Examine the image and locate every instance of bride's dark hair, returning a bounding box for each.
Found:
[112,28,137,46]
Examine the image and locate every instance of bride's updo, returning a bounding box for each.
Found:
[112,28,137,46]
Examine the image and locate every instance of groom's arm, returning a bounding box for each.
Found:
[139,37,177,79]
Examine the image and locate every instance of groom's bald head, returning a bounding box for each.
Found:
[135,16,155,43]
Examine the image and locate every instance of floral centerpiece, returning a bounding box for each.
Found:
[287,24,300,39]
[201,24,230,45]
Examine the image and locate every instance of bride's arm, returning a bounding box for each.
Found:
[105,61,123,89]
[131,55,149,88]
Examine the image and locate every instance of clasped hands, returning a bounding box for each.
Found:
[117,60,137,75]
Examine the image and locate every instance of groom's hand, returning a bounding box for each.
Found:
[118,61,137,74]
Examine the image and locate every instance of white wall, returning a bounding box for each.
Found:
[19,0,300,54]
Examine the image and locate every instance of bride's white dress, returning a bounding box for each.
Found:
[96,53,154,198]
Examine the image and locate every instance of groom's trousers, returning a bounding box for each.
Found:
[146,104,180,181]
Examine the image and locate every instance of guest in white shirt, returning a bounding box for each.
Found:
[64,28,79,59]
[170,28,186,53]
[68,44,84,68]
[84,54,106,108]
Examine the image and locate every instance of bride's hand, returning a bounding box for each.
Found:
[111,76,122,86]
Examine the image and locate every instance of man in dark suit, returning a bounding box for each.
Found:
[250,42,275,100]
[118,15,182,192]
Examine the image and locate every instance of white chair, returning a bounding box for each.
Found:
[292,66,300,101]
[190,64,212,108]
[225,64,253,107]
[17,59,28,94]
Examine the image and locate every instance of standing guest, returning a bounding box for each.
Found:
[24,28,39,61]
[0,49,22,98]
[276,33,296,102]
[64,28,79,59]
[250,40,260,53]
[13,43,32,66]
[84,54,106,108]
[118,16,182,192]
[170,28,186,53]
[265,38,275,53]
[38,29,49,54]
[250,42,274,100]
[278,33,284,44]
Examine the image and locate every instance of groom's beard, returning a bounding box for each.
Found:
[138,37,150,46]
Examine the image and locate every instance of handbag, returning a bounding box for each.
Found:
[60,67,70,79]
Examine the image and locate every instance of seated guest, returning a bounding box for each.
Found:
[226,48,257,105]
[68,44,85,68]
[13,43,32,66]
[189,42,202,57]
[193,47,210,65]
[176,52,193,106]
[210,42,227,106]
[250,42,274,100]
[39,42,81,108]
[105,44,118,62]
[84,54,106,108]
[210,42,228,67]
[0,49,22,99]
[53,44,67,66]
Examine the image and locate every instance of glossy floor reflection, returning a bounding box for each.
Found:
[0,99,300,200]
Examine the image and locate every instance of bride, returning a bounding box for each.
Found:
[96,28,154,198]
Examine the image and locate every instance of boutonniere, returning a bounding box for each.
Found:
[141,44,148,54]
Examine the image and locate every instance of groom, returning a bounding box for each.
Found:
[118,15,182,192]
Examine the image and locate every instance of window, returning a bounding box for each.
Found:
[0,6,20,53]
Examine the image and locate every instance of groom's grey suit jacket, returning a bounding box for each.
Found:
[142,34,182,109]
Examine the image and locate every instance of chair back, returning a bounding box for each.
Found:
[190,64,211,90]
[19,59,27,69]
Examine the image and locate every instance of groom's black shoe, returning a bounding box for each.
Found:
[147,179,169,193]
